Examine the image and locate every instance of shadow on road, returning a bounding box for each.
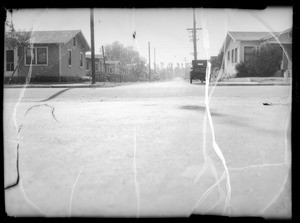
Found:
[38,88,72,102]
[178,105,224,117]
[179,105,284,136]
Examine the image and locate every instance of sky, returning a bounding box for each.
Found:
[6,7,292,66]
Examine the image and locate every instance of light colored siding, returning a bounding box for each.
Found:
[224,38,240,77]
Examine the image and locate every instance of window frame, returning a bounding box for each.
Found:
[86,60,90,71]
[80,52,84,68]
[227,51,230,63]
[25,46,48,66]
[67,49,72,67]
[234,48,237,63]
[6,49,15,71]
[231,49,234,63]
[243,46,256,63]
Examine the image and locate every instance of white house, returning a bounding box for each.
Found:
[221,28,292,77]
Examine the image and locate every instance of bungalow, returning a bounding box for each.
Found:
[4,30,90,82]
[221,28,292,77]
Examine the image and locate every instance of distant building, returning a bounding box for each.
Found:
[221,28,292,77]
[85,53,121,76]
[4,30,90,82]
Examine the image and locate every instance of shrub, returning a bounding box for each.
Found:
[235,43,282,77]
[235,62,250,77]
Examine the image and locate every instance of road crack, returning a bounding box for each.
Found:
[5,103,59,216]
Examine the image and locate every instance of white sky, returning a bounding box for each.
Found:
[7,7,292,66]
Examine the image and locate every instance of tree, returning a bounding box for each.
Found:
[104,41,147,81]
[235,43,282,77]
[5,21,31,83]
[210,49,224,75]
[5,21,31,49]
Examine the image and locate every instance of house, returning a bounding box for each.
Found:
[4,30,90,82]
[261,28,292,75]
[221,28,292,77]
[85,53,121,76]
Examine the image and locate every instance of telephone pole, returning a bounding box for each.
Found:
[90,8,96,84]
[186,8,202,60]
[154,48,156,73]
[102,45,106,75]
[148,42,151,82]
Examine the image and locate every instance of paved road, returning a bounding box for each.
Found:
[4,78,291,217]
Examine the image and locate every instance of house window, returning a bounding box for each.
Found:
[68,50,72,66]
[6,50,14,71]
[244,46,256,62]
[25,47,47,65]
[231,49,234,63]
[99,62,102,72]
[227,51,230,63]
[234,48,237,63]
[73,37,76,46]
[37,48,47,64]
[80,53,83,68]
[95,62,99,71]
[86,61,89,70]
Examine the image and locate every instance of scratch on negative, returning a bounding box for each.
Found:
[25,104,59,123]
[69,165,84,217]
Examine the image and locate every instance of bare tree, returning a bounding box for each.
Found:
[5,21,31,83]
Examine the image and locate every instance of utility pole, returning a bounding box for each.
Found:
[148,42,151,82]
[154,48,156,73]
[90,8,96,84]
[184,57,187,77]
[186,8,202,61]
[102,45,106,76]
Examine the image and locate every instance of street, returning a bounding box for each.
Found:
[4,78,291,217]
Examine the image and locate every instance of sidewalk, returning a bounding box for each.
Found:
[3,77,291,88]
[3,82,130,89]
[209,77,291,86]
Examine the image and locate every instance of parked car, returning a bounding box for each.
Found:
[190,60,207,84]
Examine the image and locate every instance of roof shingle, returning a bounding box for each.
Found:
[24,30,82,44]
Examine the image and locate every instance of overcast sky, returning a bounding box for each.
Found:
[7,7,292,66]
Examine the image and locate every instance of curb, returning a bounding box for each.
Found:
[3,84,122,89]
[209,83,291,86]
[4,82,291,88]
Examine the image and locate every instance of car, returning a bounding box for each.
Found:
[190,60,207,84]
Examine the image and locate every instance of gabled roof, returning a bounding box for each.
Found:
[261,28,292,40]
[228,31,280,41]
[21,30,90,50]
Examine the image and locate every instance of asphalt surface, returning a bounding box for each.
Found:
[4,77,291,217]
